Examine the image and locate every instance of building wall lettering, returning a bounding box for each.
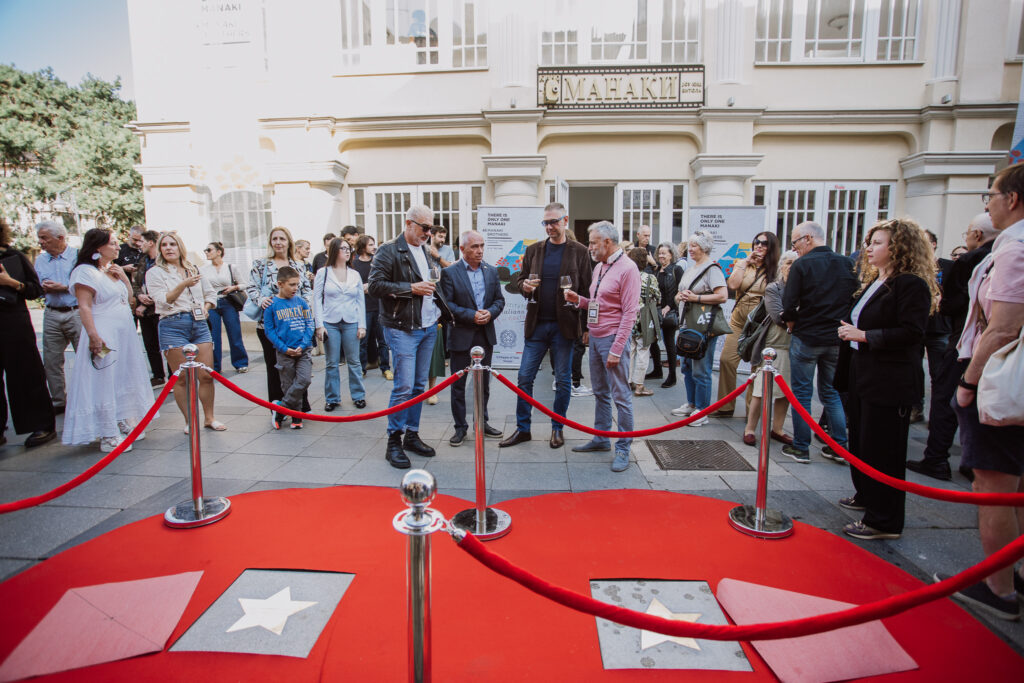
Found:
[537,65,704,110]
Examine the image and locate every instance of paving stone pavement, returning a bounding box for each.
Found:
[1,314,1022,654]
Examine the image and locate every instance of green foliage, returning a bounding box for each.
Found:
[0,64,143,231]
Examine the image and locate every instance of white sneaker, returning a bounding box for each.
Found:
[571,384,593,397]
[689,415,709,427]
[671,403,696,417]
[118,420,145,441]
[100,436,132,453]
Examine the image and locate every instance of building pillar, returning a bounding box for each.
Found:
[265,160,349,243]
[481,155,547,206]
[689,154,763,206]
[135,164,207,259]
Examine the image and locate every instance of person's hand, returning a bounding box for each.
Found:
[41,279,61,293]
[286,347,302,357]
[564,289,580,305]
[606,353,620,369]
[260,296,273,309]
[122,264,137,274]
[678,289,698,303]
[138,293,153,305]
[582,331,589,345]
[661,305,670,316]
[786,321,794,333]
[316,327,326,342]
[135,305,147,316]
[88,333,105,356]
[521,276,540,294]
[429,245,440,259]
[410,281,435,296]
[107,263,127,281]
[474,310,491,325]
[357,327,366,339]
[837,320,866,344]
[0,264,20,289]
[956,385,975,408]
[363,283,369,293]
[185,273,202,287]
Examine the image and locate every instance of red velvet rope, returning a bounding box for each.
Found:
[774,375,1024,507]
[210,369,464,422]
[456,529,1024,641]
[0,375,178,514]
[492,371,754,438]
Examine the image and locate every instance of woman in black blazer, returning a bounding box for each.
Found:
[837,218,936,540]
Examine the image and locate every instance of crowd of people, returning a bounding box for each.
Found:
[1,164,1022,619]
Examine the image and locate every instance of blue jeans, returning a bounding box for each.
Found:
[383,326,436,435]
[208,297,249,373]
[789,336,848,453]
[588,334,634,454]
[324,320,365,403]
[515,320,574,432]
[681,335,720,410]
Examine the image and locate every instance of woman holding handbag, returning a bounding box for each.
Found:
[715,232,779,416]
[201,242,249,374]
[670,230,729,425]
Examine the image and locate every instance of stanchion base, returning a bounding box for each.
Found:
[728,504,794,539]
[451,507,511,541]
[164,497,232,529]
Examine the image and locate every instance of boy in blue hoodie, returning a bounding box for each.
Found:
[263,266,315,429]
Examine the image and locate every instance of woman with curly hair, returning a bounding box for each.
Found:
[836,218,936,540]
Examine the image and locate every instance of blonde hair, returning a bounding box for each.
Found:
[266,226,296,260]
[857,218,939,314]
[155,231,199,276]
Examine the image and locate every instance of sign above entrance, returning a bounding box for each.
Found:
[537,65,704,110]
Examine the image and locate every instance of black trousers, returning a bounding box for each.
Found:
[848,386,911,534]
[572,337,586,385]
[649,318,679,382]
[450,331,492,430]
[923,348,965,463]
[138,314,168,380]
[257,327,310,411]
[0,308,55,435]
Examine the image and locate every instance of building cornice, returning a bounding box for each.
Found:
[126,121,191,136]
[135,164,198,188]
[899,151,1006,179]
[698,108,766,122]
[689,154,764,180]
[266,160,349,186]
[481,154,547,179]
[259,114,488,133]
[483,109,546,124]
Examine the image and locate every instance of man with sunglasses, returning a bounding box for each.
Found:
[368,204,448,468]
[499,202,593,450]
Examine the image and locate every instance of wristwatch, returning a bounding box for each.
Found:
[958,374,978,392]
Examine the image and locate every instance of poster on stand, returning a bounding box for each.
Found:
[478,205,546,368]
[687,206,768,371]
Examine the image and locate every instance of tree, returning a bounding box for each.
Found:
[0,65,143,235]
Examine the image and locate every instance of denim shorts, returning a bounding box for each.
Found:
[953,397,1024,476]
[158,311,214,350]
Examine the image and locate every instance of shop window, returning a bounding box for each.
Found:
[540,0,700,66]
[353,184,481,244]
[755,0,919,64]
[339,0,486,71]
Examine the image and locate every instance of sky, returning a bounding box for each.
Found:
[0,0,135,99]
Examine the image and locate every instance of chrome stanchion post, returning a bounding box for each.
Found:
[728,348,794,539]
[393,470,445,683]
[451,347,511,541]
[164,344,231,528]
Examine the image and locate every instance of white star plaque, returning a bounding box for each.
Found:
[640,597,702,651]
[226,587,317,636]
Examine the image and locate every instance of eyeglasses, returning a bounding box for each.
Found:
[339,246,351,252]
[409,219,437,232]
[542,216,565,227]
[982,191,1007,206]
[752,239,769,247]
[203,248,215,253]
[791,235,810,247]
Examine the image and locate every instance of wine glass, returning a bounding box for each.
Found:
[560,275,573,306]
[428,266,441,284]
[527,272,539,304]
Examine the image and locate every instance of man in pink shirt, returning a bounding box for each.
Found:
[565,221,641,472]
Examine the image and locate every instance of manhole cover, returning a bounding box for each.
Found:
[646,440,753,471]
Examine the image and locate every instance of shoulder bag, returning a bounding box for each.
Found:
[242,260,272,322]
[736,298,772,363]
[675,262,732,359]
[222,264,247,312]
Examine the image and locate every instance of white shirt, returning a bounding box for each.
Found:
[313,266,366,329]
[145,265,217,318]
[850,279,885,350]
[200,262,246,294]
[409,243,439,329]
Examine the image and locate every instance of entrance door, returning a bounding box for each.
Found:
[615,183,674,246]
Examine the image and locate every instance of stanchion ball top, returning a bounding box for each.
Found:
[183,344,198,361]
[470,346,485,361]
[401,469,436,507]
[761,347,777,363]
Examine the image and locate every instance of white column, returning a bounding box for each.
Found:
[689,154,763,206]
[265,161,349,244]
[481,155,547,206]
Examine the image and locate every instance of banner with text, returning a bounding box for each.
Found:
[478,205,546,368]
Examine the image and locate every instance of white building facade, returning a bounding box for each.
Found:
[126,0,1023,264]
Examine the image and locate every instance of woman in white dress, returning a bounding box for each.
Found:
[63,229,157,452]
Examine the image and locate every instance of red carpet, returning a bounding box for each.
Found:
[0,487,1019,681]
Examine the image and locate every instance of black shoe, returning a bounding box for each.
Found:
[936,573,1021,621]
[150,377,166,387]
[838,496,865,511]
[959,464,975,482]
[354,399,366,409]
[24,429,57,448]
[550,429,564,449]
[403,431,436,457]
[449,427,467,447]
[906,458,952,481]
[386,433,410,468]
[660,378,676,388]
[644,369,663,380]
[572,440,611,453]
[483,424,502,438]
[324,402,339,412]
[499,429,531,448]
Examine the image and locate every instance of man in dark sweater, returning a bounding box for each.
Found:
[781,221,858,464]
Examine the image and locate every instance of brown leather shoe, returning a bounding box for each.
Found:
[742,433,756,447]
[770,431,794,446]
[549,429,564,449]
[499,429,531,448]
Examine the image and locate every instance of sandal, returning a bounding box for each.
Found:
[204,421,228,432]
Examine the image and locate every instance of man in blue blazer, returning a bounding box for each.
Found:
[438,230,506,446]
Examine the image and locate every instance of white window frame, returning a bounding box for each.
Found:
[755,0,921,65]
[339,0,487,73]
[1007,0,1024,61]
[353,184,482,246]
[539,0,701,66]
[754,181,893,255]
[614,182,678,246]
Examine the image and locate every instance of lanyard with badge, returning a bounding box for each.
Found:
[588,250,623,325]
[184,269,206,320]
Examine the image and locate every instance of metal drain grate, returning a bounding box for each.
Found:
[646,440,753,471]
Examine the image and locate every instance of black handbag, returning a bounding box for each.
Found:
[737,299,772,363]
[221,264,247,312]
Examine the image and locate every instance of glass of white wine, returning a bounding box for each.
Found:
[428,266,441,284]
[527,272,539,304]
[560,275,573,306]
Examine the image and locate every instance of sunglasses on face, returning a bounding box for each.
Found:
[409,219,437,233]
[752,239,769,247]
[542,216,565,227]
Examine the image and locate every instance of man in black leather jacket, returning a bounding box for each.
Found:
[368,204,445,468]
